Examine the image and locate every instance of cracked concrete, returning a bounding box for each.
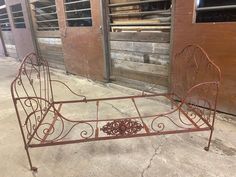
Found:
[0,57,236,177]
[103,102,131,117]
[141,136,167,177]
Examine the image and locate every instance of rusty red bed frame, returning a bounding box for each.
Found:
[11,45,221,171]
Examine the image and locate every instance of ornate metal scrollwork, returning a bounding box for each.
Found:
[101,119,143,136]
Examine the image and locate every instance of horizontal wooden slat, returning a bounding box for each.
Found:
[110,41,170,55]
[110,32,170,43]
[38,41,65,70]
[7,50,17,53]
[40,49,63,56]
[111,26,171,32]
[7,50,17,54]
[40,48,63,55]
[112,59,168,76]
[41,52,64,59]
[38,43,63,53]
[7,52,18,58]
[110,76,168,93]
[41,54,65,67]
[43,58,65,67]
[36,31,61,38]
[47,62,65,70]
[112,67,168,87]
[109,0,170,8]
[2,31,15,45]
[40,52,63,60]
[111,50,169,65]
[109,10,171,17]
[110,22,171,26]
[112,17,171,24]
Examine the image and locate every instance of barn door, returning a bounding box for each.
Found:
[6,0,35,60]
[0,1,17,57]
[57,0,105,80]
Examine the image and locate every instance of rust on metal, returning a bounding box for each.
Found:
[11,45,221,171]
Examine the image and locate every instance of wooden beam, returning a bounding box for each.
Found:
[110,41,170,55]
[112,59,168,76]
[110,32,170,43]
[109,0,170,8]
[112,67,169,87]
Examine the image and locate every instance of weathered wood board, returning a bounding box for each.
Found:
[108,0,172,88]
[38,38,65,70]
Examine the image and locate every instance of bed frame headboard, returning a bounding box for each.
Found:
[171,45,221,109]
[11,53,53,102]
[11,53,53,140]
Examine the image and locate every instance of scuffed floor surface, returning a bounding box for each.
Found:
[0,57,235,177]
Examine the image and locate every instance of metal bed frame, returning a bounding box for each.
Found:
[11,45,221,171]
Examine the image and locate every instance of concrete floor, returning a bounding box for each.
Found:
[0,57,236,177]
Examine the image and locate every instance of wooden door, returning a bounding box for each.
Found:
[57,0,105,80]
[6,0,35,60]
[172,0,236,115]
[0,1,17,57]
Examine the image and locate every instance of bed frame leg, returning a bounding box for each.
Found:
[15,113,38,172]
[25,146,38,172]
[204,111,217,152]
[204,128,214,151]
[15,113,38,171]
[204,130,213,151]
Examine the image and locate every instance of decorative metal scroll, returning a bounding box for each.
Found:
[101,119,143,136]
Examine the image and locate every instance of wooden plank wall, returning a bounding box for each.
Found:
[29,0,65,70]
[36,35,65,70]
[1,31,17,58]
[172,0,236,115]
[109,0,171,88]
[110,32,170,87]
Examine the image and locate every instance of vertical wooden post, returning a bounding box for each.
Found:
[0,27,7,56]
[168,0,176,92]
[100,0,111,82]
[24,0,40,57]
